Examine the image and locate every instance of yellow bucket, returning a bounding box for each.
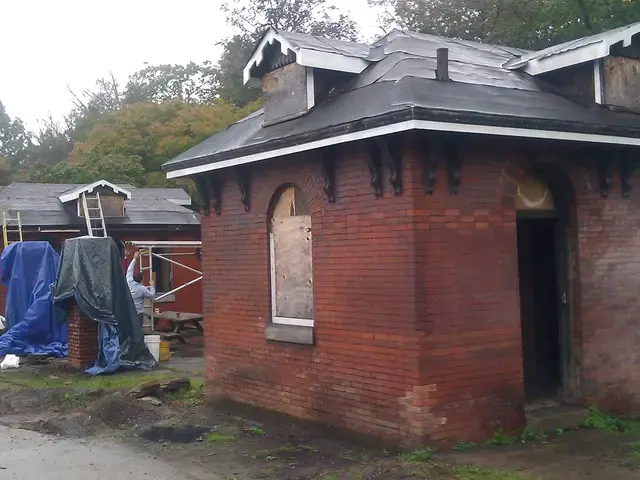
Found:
[159,340,170,362]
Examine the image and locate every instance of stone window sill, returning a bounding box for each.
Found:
[265,324,314,345]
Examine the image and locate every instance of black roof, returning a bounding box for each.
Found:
[0,183,199,228]
[164,29,640,173]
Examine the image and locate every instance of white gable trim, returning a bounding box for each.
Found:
[508,24,640,75]
[243,27,369,84]
[58,180,132,203]
[166,120,640,179]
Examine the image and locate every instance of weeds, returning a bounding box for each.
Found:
[452,442,477,451]
[245,425,266,436]
[398,447,435,462]
[490,431,517,445]
[520,428,547,443]
[451,466,535,479]
[585,407,640,434]
[205,432,236,443]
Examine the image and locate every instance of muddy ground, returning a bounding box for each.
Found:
[1,358,640,479]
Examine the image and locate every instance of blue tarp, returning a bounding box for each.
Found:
[52,237,156,375]
[0,242,68,357]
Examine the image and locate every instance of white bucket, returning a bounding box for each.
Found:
[144,335,161,362]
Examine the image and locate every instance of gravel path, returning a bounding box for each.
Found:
[0,425,212,480]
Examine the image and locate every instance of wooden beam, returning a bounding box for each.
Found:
[376,136,403,196]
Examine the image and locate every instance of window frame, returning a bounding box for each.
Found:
[268,185,314,329]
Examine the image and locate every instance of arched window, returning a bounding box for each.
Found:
[269,186,314,327]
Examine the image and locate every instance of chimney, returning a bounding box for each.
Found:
[436,48,449,81]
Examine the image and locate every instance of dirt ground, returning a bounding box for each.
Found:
[1,347,640,479]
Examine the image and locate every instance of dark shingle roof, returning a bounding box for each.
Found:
[0,183,199,228]
[164,28,640,173]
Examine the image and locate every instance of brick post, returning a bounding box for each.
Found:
[67,303,98,369]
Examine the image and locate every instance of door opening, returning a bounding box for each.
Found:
[517,217,562,402]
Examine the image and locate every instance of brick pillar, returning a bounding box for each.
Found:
[67,303,98,369]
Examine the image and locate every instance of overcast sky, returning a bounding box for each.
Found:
[1,0,384,130]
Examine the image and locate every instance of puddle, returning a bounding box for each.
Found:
[139,425,213,443]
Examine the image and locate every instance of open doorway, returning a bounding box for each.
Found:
[517,217,562,401]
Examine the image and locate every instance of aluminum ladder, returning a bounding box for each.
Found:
[2,212,23,248]
[81,192,108,237]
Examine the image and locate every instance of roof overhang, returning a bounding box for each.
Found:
[166,113,640,179]
[58,180,132,203]
[243,27,369,84]
[506,23,640,75]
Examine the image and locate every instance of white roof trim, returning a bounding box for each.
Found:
[58,180,132,203]
[166,120,640,179]
[243,27,369,84]
[507,23,640,75]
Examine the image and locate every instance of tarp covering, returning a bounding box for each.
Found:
[0,241,67,357]
[52,236,157,374]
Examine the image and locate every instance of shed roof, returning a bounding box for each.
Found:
[0,183,199,228]
[165,26,640,178]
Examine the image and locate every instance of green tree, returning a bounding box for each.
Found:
[26,115,74,165]
[124,62,218,105]
[217,0,360,106]
[0,101,31,168]
[69,100,252,173]
[371,0,640,50]
[19,154,146,186]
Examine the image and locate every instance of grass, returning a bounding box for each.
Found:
[489,431,518,446]
[452,442,478,451]
[205,432,236,443]
[245,425,266,436]
[451,466,536,480]
[167,379,204,406]
[2,369,180,391]
[585,407,640,434]
[398,447,435,463]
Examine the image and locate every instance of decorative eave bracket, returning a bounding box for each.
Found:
[194,174,222,216]
[236,167,252,211]
[598,156,614,198]
[318,150,337,203]
[364,141,383,197]
[376,137,404,196]
[620,155,635,199]
[419,138,461,195]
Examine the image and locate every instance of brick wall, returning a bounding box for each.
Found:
[202,143,423,444]
[408,144,525,442]
[200,138,531,445]
[569,158,640,413]
[67,303,98,369]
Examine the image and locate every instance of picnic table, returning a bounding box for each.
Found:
[144,310,204,344]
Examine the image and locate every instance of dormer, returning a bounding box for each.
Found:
[505,22,640,111]
[58,180,132,218]
[243,27,370,126]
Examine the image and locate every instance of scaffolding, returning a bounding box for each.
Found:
[126,240,202,332]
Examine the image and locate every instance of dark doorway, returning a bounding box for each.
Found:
[517,217,562,402]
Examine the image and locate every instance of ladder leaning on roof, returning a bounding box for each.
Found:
[2,211,23,248]
[81,192,108,237]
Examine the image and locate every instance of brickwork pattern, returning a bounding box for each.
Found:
[197,137,640,444]
[68,303,98,369]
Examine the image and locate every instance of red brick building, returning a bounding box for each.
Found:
[0,181,202,318]
[163,25,640,445]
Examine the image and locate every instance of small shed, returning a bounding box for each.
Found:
[0,181,202,317]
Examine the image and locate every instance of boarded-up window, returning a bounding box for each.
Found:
[269,186,313,326]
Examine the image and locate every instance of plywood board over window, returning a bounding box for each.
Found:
[270,186,314,327]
